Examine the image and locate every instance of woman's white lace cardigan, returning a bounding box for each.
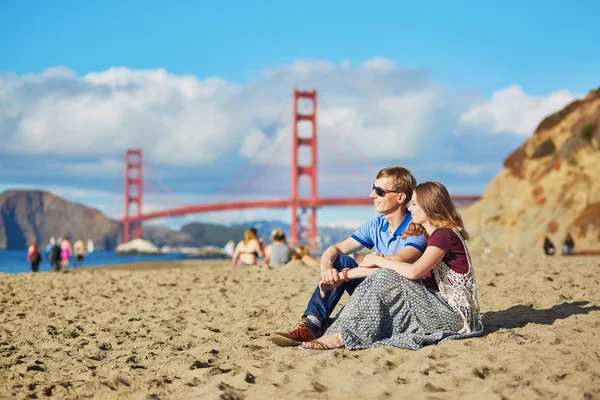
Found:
[432,231,484,334]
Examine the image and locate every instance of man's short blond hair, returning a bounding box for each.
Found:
[271,228,286,241]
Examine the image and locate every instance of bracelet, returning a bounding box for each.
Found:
[341,268,351,282]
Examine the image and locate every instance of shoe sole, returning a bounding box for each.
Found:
[270,333,303,347]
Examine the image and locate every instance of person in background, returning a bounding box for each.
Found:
[60,236,73,269]
[562,233,575,256]
[232,228,265,266]
[45,237,60,271]
[223,240,235,258]
[264,229,295,265]
[73,237,86,267]
[295,245,319,266]
[27,241,42,273]
[543,236,555,256]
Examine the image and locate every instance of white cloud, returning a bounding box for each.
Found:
[460,85,579,136]
[362,57,397,72]
[0,60,582,213]
[0,59,444,168]
[65,158,123,177]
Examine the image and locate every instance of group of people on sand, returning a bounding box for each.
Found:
[543,233,575,256]
[230,227,318,267]
[268,166,483,351]
[27,236,87,273]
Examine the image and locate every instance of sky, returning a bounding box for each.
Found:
[1,0,599,231]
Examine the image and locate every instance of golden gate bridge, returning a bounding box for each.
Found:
[119,90,481,245]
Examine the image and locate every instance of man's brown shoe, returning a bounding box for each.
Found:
[271,317,317,347]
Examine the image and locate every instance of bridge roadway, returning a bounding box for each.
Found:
[120,195,481,223]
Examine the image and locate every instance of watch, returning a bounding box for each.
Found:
[341,268,351,282]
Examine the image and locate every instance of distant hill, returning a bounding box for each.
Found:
[146,220,355,248]
[462,87,600,255]
[0,190,356,250]
[0,190,122,250]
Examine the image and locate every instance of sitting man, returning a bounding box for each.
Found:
[271,166,427,346]
[264,228,295,265]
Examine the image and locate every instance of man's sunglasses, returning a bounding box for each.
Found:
[372,184,401,197]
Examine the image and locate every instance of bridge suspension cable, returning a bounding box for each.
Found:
[205,96,291,201]
[319,128,372,187]
[321,97,378,174]
[144,159,188,208]
[230,130,290,198]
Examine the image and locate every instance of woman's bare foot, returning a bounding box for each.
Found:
[299,333,345,350]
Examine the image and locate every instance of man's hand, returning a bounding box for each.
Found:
[320,264,340,285]
[320,260,333,279]
[319,275,344,297]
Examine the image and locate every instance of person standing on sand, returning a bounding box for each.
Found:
[232,228,265,266]
[45,237,60,271]
[73,238,86,267]
[271,167,427,347]
[299,182,483,351]
[60,236,72,270]
[27,241,42,273]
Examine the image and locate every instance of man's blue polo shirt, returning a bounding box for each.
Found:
[351,212,426,256]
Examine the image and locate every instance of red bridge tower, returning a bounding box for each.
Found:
[123,149,143,243]
[290,90,318,245]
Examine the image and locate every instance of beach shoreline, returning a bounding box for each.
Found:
[1,256,599,399]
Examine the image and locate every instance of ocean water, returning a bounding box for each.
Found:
[0,250,201,274]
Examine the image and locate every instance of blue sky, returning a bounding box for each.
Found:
[3,0,599,93]
[1,0,599,231]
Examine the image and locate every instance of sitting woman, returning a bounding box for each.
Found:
[295,245,319,266]
[300,181,483,350]
[232,228,265,267]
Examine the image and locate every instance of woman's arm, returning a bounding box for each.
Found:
[255,240,265,258]
[360,246,447,280]
[232,243,242,264]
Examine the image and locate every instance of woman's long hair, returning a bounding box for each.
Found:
[403,181,469,241]
[243,228,258,245]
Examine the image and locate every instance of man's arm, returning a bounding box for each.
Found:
[319,237,364,283]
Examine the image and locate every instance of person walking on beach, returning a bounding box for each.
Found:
[232,228,265,266]
[27,241,42,273]
[60,236,72,270]
[73,238,86,267]
[299,181,483,351]
[271,167,427,347]
[45,237,61,271]
[264,229,295,265]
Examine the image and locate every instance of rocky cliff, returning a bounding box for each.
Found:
[0,190,122,250]
[463,88,600,255]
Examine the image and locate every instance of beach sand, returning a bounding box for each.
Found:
[1,256,599,399]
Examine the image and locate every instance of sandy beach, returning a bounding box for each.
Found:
[1,256,599,399]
